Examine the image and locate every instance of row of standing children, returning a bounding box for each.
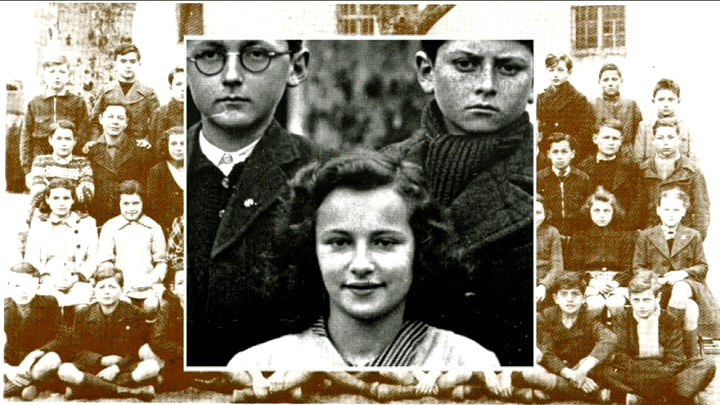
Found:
[5,42,187,401]
[536,52,719,404]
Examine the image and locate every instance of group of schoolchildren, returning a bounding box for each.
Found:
[6,43,186,401]
[534,54,718,404]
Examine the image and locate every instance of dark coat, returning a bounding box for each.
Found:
[70,301,146,371]
[536,223,563,288]
[383,103,535,366]
[149,99,184,164]
[87,134,153,226]
[633,225,720,338]
[186,120,318,366]
[149,291,183,365]
[568,225,637,286]
[4,295,69,365]
[145,162,183,236]
[638,155,710,240]
[91,81,160,141]
[537,166,593,236]
[592,96,643,157]
[537,81,597,162]
[537,306,616,375]
[577,153,644,230]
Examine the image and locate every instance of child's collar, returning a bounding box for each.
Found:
[43,88,68,98]
[52,153,74,164]
[602,92,620,102]
[596,153,617,162]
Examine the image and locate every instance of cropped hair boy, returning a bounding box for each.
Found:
[21,54,92,175]
[592,63,642,158]
[537,132,593,236]
[634,78,694,162]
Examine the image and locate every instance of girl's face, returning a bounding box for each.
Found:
[94,277,123,307]
[46,187,74,218]
[168,133,185,162]
[534,200,545,229]
[590,200,614,227]
[315,186,414,323]
[417,40,533,134]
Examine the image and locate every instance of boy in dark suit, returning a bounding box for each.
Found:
[57,266,155,401]
[186,39,318,366]
[537,132,593,236]
[4,262,67,400]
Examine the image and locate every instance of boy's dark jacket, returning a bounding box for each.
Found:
[4,295,69,365]
[537,81,597,161]
[186,119,318,366]
[383,100,534,366]
[70,301,146,370]
[537,166,593,236]
[537,305,616,375]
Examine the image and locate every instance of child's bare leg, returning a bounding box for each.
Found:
[585,294,606,320]
[437,370,471,391]
[30,352,61,381]
[130,359,161,383]
[377,370,416,385]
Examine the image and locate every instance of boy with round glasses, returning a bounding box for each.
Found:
[185,40,319,366]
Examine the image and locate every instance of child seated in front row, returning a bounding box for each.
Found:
[604,271,715,404]
[522,272,616,403]
[633,188,720,357]
[98,180,167,320]
[24,178,97,326]
[568,187,636,320]
[4,262,68,400]
[535,194,564,310]
[634,78,694,163]
[537,132,593,237]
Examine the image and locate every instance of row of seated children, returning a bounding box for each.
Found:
[538,55,693,166]
[20,44,184,176]
[22,177,182,331]
[4,260,185,401]
[188,272,715,404]
[537,117,708,240]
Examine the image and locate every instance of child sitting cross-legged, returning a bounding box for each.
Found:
[568,186,637,321]
[521,272,616,403]
[4,262,68,400]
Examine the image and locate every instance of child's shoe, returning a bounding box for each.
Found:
[511,387,534,403]
[231,388,254,403]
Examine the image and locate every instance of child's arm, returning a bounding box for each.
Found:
[631,231,651,275]
[96,223,116,266]
[77,217,99,281]
[77,160,95,203]
[149,224,168,285]
[690,172,710,240]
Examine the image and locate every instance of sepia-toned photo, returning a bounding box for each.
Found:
[3,2,720,404]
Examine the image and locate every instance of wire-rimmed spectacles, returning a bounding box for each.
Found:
[188,46,291,75]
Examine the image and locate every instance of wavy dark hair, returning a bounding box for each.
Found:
[580,186,625,223]
[38,178,77,215]
[277,149,456,326]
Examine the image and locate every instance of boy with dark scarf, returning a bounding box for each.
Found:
[384,40,534,366]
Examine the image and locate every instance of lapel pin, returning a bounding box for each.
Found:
[243,198,256,208]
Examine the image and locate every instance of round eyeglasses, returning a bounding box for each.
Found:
[188,46,291,75]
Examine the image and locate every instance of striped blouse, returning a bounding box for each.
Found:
[226,317,500,370]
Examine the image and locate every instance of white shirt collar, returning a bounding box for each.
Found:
[551,166,570,178]
[596,153,617,162]
[199,130,262,176]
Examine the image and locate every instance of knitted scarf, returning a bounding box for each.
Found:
[423,101,531,206]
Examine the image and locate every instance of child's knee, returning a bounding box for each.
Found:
[132,360,160,382]
[437,371,471,389]
[586,295,606,312]
[57,363,83,384]
[378,370,415,385]
[31,352,62,380]
[606,295,626,313]
[685,299,699,328]
[143,295,160,320]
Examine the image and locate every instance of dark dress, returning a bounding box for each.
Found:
[384,100,535,366]
[145,162,183,237]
